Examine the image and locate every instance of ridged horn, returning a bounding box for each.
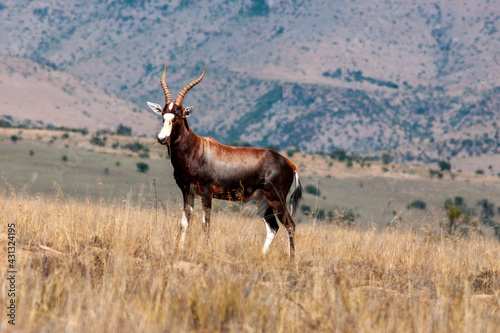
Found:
[174,64,207,106]
[160,61,171,105]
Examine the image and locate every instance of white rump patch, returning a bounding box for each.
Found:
[158,113,175,141]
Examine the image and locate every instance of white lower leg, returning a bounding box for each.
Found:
[262,219,277,254]
[179,211,189,246]
[202,210,209,232]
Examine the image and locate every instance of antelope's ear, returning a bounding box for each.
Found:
[147,102,163,115]
[183,106,194,118]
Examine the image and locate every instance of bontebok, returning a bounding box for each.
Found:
[147,62,303,258]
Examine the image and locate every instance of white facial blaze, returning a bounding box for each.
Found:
[158,113,175,141]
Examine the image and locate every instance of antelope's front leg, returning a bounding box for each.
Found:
[200,194,212,240]
[179,191,195,247]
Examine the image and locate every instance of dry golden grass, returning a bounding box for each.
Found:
[1,186,499,332]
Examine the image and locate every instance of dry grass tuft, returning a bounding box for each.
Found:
[0,188,499,332]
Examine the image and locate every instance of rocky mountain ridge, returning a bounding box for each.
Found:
[1,0,499,162]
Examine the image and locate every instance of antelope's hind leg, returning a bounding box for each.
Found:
[257,199,279,254]
[200,193,212,242]
[266,196,296,259]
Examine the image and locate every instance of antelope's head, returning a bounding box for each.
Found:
[147,62,206,145]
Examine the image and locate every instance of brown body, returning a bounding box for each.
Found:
[148,62,302,258]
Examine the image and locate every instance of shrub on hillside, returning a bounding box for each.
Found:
[381,153,391,165]
[444,196,477,217]
[304,184,321,196]
[300,205,325,220]
[446,206,462,234]
[327,208,356,226]
[346,157,354,168]
[330,149,347,161]
[116,124,132,136]
[429,169,443,178]
[10,135,21,143]
[287,147,300,157]
[136,162,149,173]
[301,204,311,214]
[407,200,426,210]
[439,197,481,238]
[445,196,465,209]
[123,141,145,152]
[0,119,12,128]
[477,199,495,220]
[438,160,451,172]
[90,136,107,147]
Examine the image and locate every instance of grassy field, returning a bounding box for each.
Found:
[1,128,500,231]
[0,129,179,203]
[1,129,500,331]
[0,189,499,332]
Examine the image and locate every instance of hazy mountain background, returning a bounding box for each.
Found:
[1,0,500,164]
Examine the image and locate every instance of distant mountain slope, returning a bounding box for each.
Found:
[0,57,158,135]
[0,0,499,157]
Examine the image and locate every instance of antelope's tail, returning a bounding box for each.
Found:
[289,171,303,217]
